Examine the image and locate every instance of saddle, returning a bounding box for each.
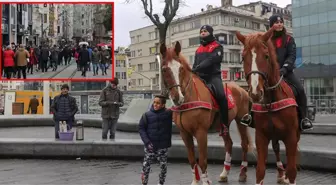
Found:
[205,83,235,110]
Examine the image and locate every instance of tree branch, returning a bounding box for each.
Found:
[163,0,180,27]
[140,0,161,26]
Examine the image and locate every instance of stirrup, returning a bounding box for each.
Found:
[240,114,252,127]
[300,118,313,131]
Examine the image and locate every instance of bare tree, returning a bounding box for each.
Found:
[126,0,182,96]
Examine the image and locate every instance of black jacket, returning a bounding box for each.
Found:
[273,34,296,73]
[138,106,172,150]
[192,41,223,78]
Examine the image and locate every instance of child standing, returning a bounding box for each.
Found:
[138,95,173,185]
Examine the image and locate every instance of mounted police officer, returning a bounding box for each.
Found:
[192,25,229,129]
[241,14,313,131]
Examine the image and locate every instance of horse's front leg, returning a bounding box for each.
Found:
[255,130,270,185]
[195,130,211,185]
[180,131,199,185]
[219,130,233,182]
[272,140,289,184]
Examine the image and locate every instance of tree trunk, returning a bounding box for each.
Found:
[158,25,169,97]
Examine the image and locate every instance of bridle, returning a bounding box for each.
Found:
[162,57,193,97]
[241,42,283,92]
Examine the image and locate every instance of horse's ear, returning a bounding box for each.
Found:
[160,43,167,56]
[261,26,274,42]
[236,31,246,45]
[174,41,181,55]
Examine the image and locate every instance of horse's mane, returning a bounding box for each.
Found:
[244,32,280,84]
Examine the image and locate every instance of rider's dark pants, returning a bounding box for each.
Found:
[203,75,229,127]
[284,72,307,119]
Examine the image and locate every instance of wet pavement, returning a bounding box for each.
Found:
[0,159,334,184]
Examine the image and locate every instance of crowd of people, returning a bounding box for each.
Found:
[1,42,112,79]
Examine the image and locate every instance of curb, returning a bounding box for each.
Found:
[0,115,335,135]
[0,138,335,171]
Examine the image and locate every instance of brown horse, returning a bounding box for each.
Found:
[236,27,300,185]
[159,41,285,185]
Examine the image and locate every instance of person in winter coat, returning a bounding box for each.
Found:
[40,45,50,73]
[3,45,15,79]
[100,46,110,75]
[78,44,91,77]
[138,95,172,185]
[50,84,78,139]
[14,44,30,79]
[50,45,59,71]
[98,78,124,139]
[91,47,101,76]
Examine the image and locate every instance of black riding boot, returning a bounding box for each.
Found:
[296,93,313,131]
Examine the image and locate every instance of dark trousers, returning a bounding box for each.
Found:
[285,72,307,118]
[17,66,27,79]
[41,60,48,72]
[4,67,13,79]
[54,119,74,139]
[203,75,229,126]
[31,110,37,114]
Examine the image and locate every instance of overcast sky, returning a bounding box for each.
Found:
[115,0,291,47]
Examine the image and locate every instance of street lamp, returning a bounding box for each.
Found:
[156,53,161,91]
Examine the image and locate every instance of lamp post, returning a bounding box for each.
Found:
[156,53,161,91]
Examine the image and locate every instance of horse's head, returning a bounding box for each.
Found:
[236,27,277,102]
[160,41,192,106]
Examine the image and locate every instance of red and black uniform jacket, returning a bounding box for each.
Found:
[192,41,223,78]
[273,34,296,73]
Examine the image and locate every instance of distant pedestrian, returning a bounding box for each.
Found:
[27,95,39,114]
[14,44,30,79]
[91,47,100,76]
[138,95,172,185]
[98,78,124,140]
[50,84,78,139]
[78,44,91,77]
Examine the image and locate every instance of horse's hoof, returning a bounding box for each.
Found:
[277,176,289,184]
[238,175,247,182]
[191,180,199,185]
[218,176,228,182]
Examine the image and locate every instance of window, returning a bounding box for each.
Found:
[82,21,84,25]
[137,64,143,71]
[82,29,84,34]
[301,36,310,47]
[116,72,121,79]
[57,26,60,33]
[252,22,260,30]
[217,34,227,45]
[190,19,201,29]
[178,24,185,31]
[82,14,84,18]
[300,16,309,26]
[173,26,178,33]
[319,33,329,45]
[136,35,141,42]
[121,72,126,79]
[131,36,135,43]
[138,78,143,85]
[43,14,47,23]
[130,51,135,57]
[223,52,228,62]
[149,31,156,40]
[149,46,157,54]
[205,17,212,25]
[137,49,142,57]
[149,62,159,70]
[213,15,220,25]
[188,37,199,46]
[228,35,234,45]
[309,35,319,46]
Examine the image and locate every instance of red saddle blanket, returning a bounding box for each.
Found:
[209,86,235,110]
[170,85,235,112]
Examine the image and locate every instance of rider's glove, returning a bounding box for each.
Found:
[280,67,287,77]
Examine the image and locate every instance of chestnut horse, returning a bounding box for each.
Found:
[159,41,285,185]
[236,28,300,185]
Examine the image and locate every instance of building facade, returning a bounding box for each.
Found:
[92,4,111,45]
[72,5,94,43]
[128,1,292,90]
[292,0,336,108]
[114,47,129,91]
